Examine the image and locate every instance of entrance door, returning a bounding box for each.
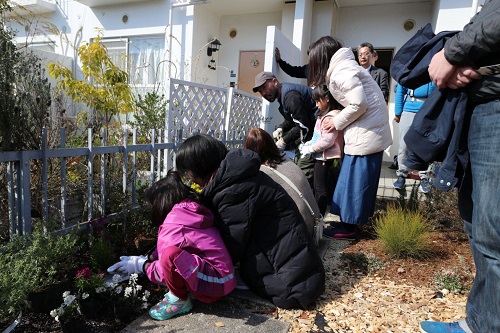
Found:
[238,50,265,96]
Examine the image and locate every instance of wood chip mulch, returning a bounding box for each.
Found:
[276,240,468,333]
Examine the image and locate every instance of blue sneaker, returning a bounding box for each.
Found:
[149,292,193,321]
[419,179,430,194]
[420,320,471,333]
[393,176,406,190]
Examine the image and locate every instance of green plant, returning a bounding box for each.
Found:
[50,291,83,324]
[88,232,117,271]
[129,90,168,142]
[74,267,107,297]
[433,268,467,294]
[0,226,82,316]
[48,32,133,143]
[375,206,432,259]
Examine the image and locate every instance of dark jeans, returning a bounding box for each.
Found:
[462,100,500,333]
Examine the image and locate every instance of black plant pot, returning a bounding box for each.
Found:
[79,296,113,319]
[60,318,86,333]
[114,302,139,322]
[25,281,71,314]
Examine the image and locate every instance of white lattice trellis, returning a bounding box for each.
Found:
[167,79,262,144]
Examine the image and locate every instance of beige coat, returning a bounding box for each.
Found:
[326,48,392,156]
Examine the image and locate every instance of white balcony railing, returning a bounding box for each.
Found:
[7,0,57,16]
[73,0,154,7]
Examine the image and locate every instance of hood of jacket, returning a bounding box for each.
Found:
[203,149,261,199]
[163,199,214,229]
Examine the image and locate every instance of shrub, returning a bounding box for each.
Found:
[433,268,467,294]
[0,226,82,316]
[375,206,432,259]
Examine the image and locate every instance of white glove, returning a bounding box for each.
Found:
[299,142,315,157]
[107,255,147,275]
[275,138,286,150]
[272,128,283,140]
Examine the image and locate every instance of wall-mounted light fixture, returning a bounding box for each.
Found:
[207,38,221,56]
[208,59,216,70]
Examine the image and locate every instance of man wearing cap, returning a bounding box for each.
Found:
[253,71,317,187]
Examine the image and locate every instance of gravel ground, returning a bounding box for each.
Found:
[276,239,469,333]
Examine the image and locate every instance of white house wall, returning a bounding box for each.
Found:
[192,4,220,86]
[217,11,282,89]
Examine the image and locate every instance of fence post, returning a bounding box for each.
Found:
[122,127,128,225]
[131,128,137,207]
[7,162,16,240]
[20,151,32,235]
[100,129,106,217]
[42,128,48,231]
[60,128,67,228]
[150,129,156,185]
[225,87,234,143]
[87,128,93,222]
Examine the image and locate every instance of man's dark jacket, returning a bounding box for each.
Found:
[370,66,389,102]
[277,59,310,85]
[202,149,325,309]
[278,83,317,149]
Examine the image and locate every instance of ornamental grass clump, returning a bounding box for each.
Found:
[375,206,432,259]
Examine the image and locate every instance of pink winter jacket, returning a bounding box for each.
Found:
[145,199,236,298]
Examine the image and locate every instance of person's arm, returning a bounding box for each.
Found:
[312,115,338,153]
[379,69,390,102]
[329,75,368,131]
[282,91,314,144]
[275,47,307,79]
[429,2,500,88]
[393,84,406,122]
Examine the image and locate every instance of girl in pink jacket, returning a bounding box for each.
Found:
[300,85,344,216]
[108,170,236,320]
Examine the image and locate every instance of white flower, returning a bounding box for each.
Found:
[124,286,133,297]
[54,315,60,323]
[62,290,71,298]
[112,274,121,283]
[98,286,108,293]
[50,310,57,318]
[82,292,89,300]
[130,273,138,284]
[114,285,123,295]
[136,285,142,291]
[143,290,150,299]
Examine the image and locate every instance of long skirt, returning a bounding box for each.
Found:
[330,151,383,225]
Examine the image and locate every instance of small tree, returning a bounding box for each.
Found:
[129,91,167,142]
[48,33,133,143]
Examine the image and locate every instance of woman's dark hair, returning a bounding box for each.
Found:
[145,169,197,227]
[311,84,343,110]
[308,36,343,87]
[244,128,284,168]
[175,134,228,185]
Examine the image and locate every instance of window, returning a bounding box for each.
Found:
[101,35,166,86]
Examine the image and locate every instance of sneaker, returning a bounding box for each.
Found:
[393,176,406,190]
[149,292,193,321]
[419,179,430,194]
[420,320,471,333]
[323,224,356,240]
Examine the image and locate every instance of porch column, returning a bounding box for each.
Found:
[292,0,313,65]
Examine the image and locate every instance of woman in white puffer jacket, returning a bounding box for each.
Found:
[308,36,392,240]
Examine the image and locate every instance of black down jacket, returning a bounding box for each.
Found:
[201,149,325,309]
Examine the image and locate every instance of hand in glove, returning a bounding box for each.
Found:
[272,128,283,140]
[107,255,147,275]
[275,138,286,150]
[299,142,315,157]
